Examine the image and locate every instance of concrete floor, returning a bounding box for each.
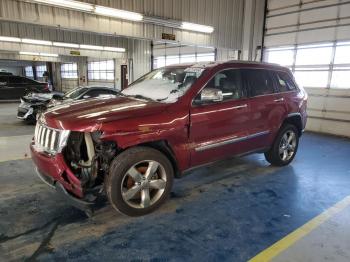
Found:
[0,103,350,261]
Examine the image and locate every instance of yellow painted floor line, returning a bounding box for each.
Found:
[249,195,350,262]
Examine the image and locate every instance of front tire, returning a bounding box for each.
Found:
[106,147,174,216]
[264,124,299,166]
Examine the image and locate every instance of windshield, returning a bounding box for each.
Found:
[64,87,88,99]
[122,67,205,103]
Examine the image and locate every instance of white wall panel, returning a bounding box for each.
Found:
[268,0,299,10]
[300,6,338,23]
[297,27,336,44]
[265,0,350,137]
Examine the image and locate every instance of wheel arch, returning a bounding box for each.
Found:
[136,140,181,178]
[282,113,303,136]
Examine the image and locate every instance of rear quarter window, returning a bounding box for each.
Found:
[275,71,297,92]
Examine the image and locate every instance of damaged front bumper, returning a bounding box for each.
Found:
[30,143,95,214]
[35,167,95,213]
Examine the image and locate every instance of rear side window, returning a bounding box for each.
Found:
[0,76,8,85]
[275,71,297,92]
[22,77,37,84]
[8,76,24,84]
[242,69,275,97]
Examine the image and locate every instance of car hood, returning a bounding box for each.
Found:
[42,96,169,131]
[22,93,53,103]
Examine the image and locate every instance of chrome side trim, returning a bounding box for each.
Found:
[232,104,248,109]
[195,130,270,152]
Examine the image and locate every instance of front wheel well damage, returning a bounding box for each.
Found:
[283,115,303,136]
[135,140,181,178]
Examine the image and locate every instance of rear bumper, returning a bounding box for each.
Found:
[30,142,84,198]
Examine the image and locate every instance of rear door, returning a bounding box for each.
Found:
[242,68,287,148]
[273,70,301,115]
[189,69,252,166]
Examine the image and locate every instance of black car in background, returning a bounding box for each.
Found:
[17,86,119,123]
[0,75,50,100]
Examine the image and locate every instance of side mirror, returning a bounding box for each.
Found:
[82,95,91,99]
[200,88,223,103]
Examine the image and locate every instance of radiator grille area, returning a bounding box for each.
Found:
[34,122,62,154]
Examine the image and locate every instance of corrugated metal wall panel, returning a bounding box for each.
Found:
[0,0,245,50]
[128,39,151,81]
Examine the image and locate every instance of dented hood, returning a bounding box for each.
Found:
[42,96,169,131]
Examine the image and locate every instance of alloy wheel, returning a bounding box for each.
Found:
[278,130,297,162]
[121,160,167,209]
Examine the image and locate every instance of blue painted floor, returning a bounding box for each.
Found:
[1,132,350,261]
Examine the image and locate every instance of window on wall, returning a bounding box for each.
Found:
[264,41,350,89]
[24,66,34,79]
[88,60,114,80]
[295,43,333,66]
[36,65,47,78]
[197,53,215,62]
[265,47,294,66]
[61,63,78,79]
[153,52,215,69]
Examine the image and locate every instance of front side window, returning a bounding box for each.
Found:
[242,69,275,97]
[122,66,205,103]
[200,69,246,102]
[84,90,116,98]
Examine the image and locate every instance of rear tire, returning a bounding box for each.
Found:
[106,146,174,216]
[264,124,299,166]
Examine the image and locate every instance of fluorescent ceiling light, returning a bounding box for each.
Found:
[32,0,94,12]
[80,44,104,50]
[22,38,52,46]
[39,53,59,57]
[94,6,143,21]
[0,36,21,42]
[53,42,79,48]
[181,22,214,33]
[20,51,40,56]
[103,46,125,52]
[19,51,58,57]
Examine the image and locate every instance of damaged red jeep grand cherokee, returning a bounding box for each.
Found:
[31,61,307,216]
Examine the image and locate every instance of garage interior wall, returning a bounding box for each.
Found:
[263,0,350,137]
[0,0,265,59]
[0,0,266,92]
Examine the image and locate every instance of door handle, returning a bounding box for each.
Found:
[232,104,248,110]
[274,98,284,102]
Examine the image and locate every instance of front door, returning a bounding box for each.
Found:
[189,69,251,167]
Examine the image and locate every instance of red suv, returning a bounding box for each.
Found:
[31,61,307,216]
